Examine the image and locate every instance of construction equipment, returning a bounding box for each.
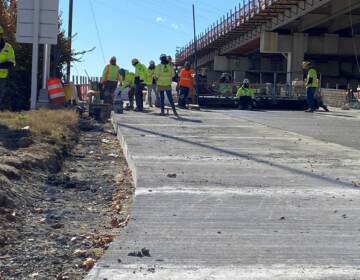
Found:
[196,73,307,109]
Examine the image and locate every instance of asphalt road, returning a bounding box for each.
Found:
[219,109,360,150]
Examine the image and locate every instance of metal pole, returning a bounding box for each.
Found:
[42,44,51,89]
[30,0,40,110]
[193,4,199,104]
[66,0,74,83]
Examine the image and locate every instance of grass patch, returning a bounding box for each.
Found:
[0,108,78,143]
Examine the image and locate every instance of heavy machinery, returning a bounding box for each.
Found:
[196,73,307,109]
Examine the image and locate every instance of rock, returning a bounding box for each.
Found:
[279,216,286,220]
[147,268,156,273]
[0,235,7,246]
[73,249,88,258]
[167,173,177,178]
[47,174,78,189]
[50,223,64,229]
[141,248,151,257]
[128,248,151,258]
[128,251,143,258]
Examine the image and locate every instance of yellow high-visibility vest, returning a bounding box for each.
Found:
[121,71,135,89]
[145,68,156,85]
[102,64,120,82]
[155,64,174,87]
[0,42,16,79]
[134,63,148,82]
[306,68,318,88]
[236,87,254,98]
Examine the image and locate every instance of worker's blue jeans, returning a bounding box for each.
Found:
[178,86,189,108]
[306,87,317,110]
[135,83,144,111]
[159,89,177,115]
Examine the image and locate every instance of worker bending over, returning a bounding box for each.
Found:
[119,68,135,110]
[146,60,157,107]
[132,58,148,112]
[0,25,16,108]
[101,56,120,104]
[155,54,178,117]
[178,61,194,109]
[236,79,254,110]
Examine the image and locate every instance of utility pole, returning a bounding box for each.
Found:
[66,0,74,83]
[192,4,199,104]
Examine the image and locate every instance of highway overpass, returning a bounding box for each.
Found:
[176,0,360,89]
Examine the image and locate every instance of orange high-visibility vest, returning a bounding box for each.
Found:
[179,69,194,89]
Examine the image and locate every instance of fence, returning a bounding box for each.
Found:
[71,75,101,102]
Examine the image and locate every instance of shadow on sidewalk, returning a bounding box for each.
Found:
[117,122,355,189]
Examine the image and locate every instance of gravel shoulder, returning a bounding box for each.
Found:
[0,118,134,280]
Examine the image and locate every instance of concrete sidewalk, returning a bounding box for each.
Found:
[87,110,360,279]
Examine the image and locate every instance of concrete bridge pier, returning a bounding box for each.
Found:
[286,33,307,83]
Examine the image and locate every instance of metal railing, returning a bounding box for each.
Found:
[176,0,301,63]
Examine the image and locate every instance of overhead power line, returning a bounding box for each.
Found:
[89,0,106,64]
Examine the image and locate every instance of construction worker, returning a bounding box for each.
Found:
[146,60,157,107]
[0,25,15,107]
[236,79,254,110]
[101,56,120,104]
[131,58,148,112]
[155,54,178,117]
[178,61,194,108]
[303,61,318,112]
[119,68,135,110]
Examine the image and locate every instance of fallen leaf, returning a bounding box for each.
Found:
[80,258,96,270]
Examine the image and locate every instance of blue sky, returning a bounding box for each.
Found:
[59,0,240,77]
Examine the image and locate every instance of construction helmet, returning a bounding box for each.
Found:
[149,60,155,66]
[110,56,117,65]
[0,25,4,35]
[119,68,126,77]
[131,58,139,65]
[302,61,311,68]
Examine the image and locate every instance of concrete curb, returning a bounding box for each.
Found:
[111,116,138,190]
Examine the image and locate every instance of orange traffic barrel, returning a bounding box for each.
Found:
[47,78,65,104]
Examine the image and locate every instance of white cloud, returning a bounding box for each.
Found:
[171,23,179,30]
[156,17,166,23]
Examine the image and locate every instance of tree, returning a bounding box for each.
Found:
[0,0,78,110]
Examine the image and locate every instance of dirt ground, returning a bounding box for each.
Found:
[0,116,134,280]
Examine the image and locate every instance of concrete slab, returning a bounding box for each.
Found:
[87,110,360,279]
